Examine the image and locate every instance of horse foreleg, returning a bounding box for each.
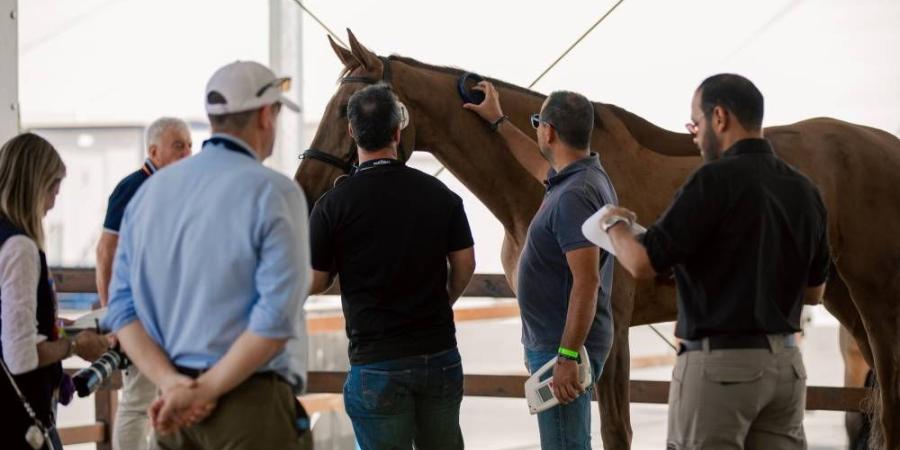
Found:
[597,323,633,450]
[500,233,521,295]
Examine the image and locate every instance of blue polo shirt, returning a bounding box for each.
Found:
[516,153,617,358]
[102,160,157,234]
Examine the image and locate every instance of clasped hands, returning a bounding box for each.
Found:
[149,373,218,434]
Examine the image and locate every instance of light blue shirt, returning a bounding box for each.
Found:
[103,134,311,384]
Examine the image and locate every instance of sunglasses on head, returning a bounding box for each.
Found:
[256,77,292,98]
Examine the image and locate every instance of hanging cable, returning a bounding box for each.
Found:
[648,324,678,352]
[528,0,626,89]
[290,0,347,47]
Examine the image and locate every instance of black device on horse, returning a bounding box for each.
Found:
[457,73,486,105]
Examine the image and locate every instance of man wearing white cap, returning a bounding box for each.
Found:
[102,61,311,450]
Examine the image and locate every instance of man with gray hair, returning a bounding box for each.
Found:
[96,116,191,450]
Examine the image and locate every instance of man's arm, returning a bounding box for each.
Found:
[805,206,830,305]
[553,246,601,404]
[309,269,335,295]
[805,283,826,305]
[95,232,118,307]
[606,217,657,280]
[117,321,190,391]
[447,247,475,305]
[463,81,550,181]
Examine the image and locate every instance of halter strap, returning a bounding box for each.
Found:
[301,56,407,174]
[301,147,356,174]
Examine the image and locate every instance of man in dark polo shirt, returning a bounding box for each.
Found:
[95,117,191,450]
[308,84,476,450]
[464,83,616,449]
[602,74,830,449]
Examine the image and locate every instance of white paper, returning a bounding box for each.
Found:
[65,307,107,332]
[581,205,646,256]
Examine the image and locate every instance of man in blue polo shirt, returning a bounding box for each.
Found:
[96,116,191,450]
[103,61,310,450]
[464,83,616,449]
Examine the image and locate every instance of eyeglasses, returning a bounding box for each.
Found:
[685,121,699,136]
[255,77,292,97]
[531,113,555,130]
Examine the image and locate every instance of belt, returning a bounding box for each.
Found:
[175,366,284,384]
[679,334,796,353]
[174,365,208,378]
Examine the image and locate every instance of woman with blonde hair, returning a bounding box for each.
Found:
[0,133,108,449]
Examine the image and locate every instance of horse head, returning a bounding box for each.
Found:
[295,30,416,206]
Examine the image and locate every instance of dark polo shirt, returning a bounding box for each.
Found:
[103,159,158,234]
[516,153,618,358]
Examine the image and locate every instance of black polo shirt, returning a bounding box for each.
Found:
[641,138,830,340]
[309,158,474,364]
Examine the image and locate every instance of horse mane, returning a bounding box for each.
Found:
[387,54,698,157]
[387,55,547,100]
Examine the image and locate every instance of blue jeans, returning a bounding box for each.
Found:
[344,348,464,450]
[525,348,605,450]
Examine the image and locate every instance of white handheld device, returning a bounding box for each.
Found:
[525,346,592,415]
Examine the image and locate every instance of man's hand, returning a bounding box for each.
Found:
[599,206,637,231]
[73,330,110,361]
[150,382,217,434]
[462,81,504,123]
[551,358,584,405]
[158,372,196,395]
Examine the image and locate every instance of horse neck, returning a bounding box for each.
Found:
[589,103,700,220]
[600,103,698,157]
[394,63,546,242]
[390,59,700,237]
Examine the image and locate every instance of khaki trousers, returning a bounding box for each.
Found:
[151,373,308,450]
[666,336,807,450]
[114,367,157,450]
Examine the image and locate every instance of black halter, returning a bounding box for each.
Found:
[301,56,406,175]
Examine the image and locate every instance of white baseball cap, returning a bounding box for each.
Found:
[205,61,299,115]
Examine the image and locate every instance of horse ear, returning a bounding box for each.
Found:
[347,29,380,72]
[329,35,360,68]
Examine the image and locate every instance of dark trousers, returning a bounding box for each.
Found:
[343,348,464,450]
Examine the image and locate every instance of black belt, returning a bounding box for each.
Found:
[175,365,208,378]
[679,334,796,354]
[175,366,285,384]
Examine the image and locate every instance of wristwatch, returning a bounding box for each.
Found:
[602,215,632,233]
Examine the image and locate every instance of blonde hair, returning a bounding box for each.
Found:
[0,133,66,249]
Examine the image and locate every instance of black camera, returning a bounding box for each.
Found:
[72,348,130,397]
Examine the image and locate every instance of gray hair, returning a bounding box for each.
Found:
[146,117,190,149]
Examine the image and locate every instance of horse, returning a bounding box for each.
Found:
[295,31,900,449]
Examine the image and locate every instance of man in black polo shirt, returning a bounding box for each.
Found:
[602,74,830,449]
[308,84,476,450]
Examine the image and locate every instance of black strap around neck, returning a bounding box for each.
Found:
[355,158,403,174]
[205,136,255,159]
